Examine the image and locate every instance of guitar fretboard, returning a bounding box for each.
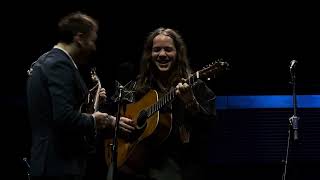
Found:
[146,74,198,118]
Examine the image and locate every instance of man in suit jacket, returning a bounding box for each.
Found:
[26,11,111,180]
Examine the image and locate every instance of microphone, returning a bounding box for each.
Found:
[289,115,299,141]
[111,80,136,103]
[289,60,297,70]
[118,85,124,90]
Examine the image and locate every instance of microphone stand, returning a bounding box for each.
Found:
[22,157,30,180]
[289,63,299,142]
[107,86,123,180]
[282,61,300,180]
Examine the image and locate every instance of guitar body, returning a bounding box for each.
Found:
[104,89,172,172]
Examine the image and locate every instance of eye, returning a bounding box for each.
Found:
[164,47,173,52]
[152,47,161,53]
[152,47,174,53]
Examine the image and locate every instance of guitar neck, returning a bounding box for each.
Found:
[147,89,175,118]
[93,82,101,112]
[90,67,101,113]
[146,74,198,118]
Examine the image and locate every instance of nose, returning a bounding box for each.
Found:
[159,49,167,57]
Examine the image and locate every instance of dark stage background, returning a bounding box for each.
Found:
[2,1,319,179]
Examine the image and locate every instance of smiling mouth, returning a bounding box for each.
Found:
[157,59,170,64]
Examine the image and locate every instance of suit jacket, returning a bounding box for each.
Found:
[26,48,96,176]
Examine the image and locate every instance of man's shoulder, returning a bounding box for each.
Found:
[34,49,72,71]
[43,48,69,63]
[28,49,72,78]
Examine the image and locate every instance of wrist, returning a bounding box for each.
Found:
[185,96,200,111]
[106,114,115,128]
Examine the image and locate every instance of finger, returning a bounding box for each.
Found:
[100,89,106,95]
[120,117,134,125]
[120,121,135,131]
[181,78,187,83]
[175,88,180,96]
[178,83,187,93]
[176,83,183,92]
[120,127,132,133]
[119,125,133,133]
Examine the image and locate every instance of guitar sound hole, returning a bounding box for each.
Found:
[119,110,148,142]
[120,110,147,142]
[136,110,148,129]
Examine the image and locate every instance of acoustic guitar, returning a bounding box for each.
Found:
[104,60,229,172]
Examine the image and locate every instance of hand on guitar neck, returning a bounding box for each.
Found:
[86,88,107,113]
[98,88,107,105]
[175,78,197,103]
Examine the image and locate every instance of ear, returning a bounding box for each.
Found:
[74,32,84,47]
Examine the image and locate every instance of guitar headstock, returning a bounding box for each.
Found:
[90,67,100,83]
[195,59,230,80]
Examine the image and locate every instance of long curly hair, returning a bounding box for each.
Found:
[135,27,192,96]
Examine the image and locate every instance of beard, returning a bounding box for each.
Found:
[77,49,95,65]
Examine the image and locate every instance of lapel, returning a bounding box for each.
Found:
[74,69,89,105]
[53,48,89,107]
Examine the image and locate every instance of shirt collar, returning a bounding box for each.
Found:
[53,45,78,69]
